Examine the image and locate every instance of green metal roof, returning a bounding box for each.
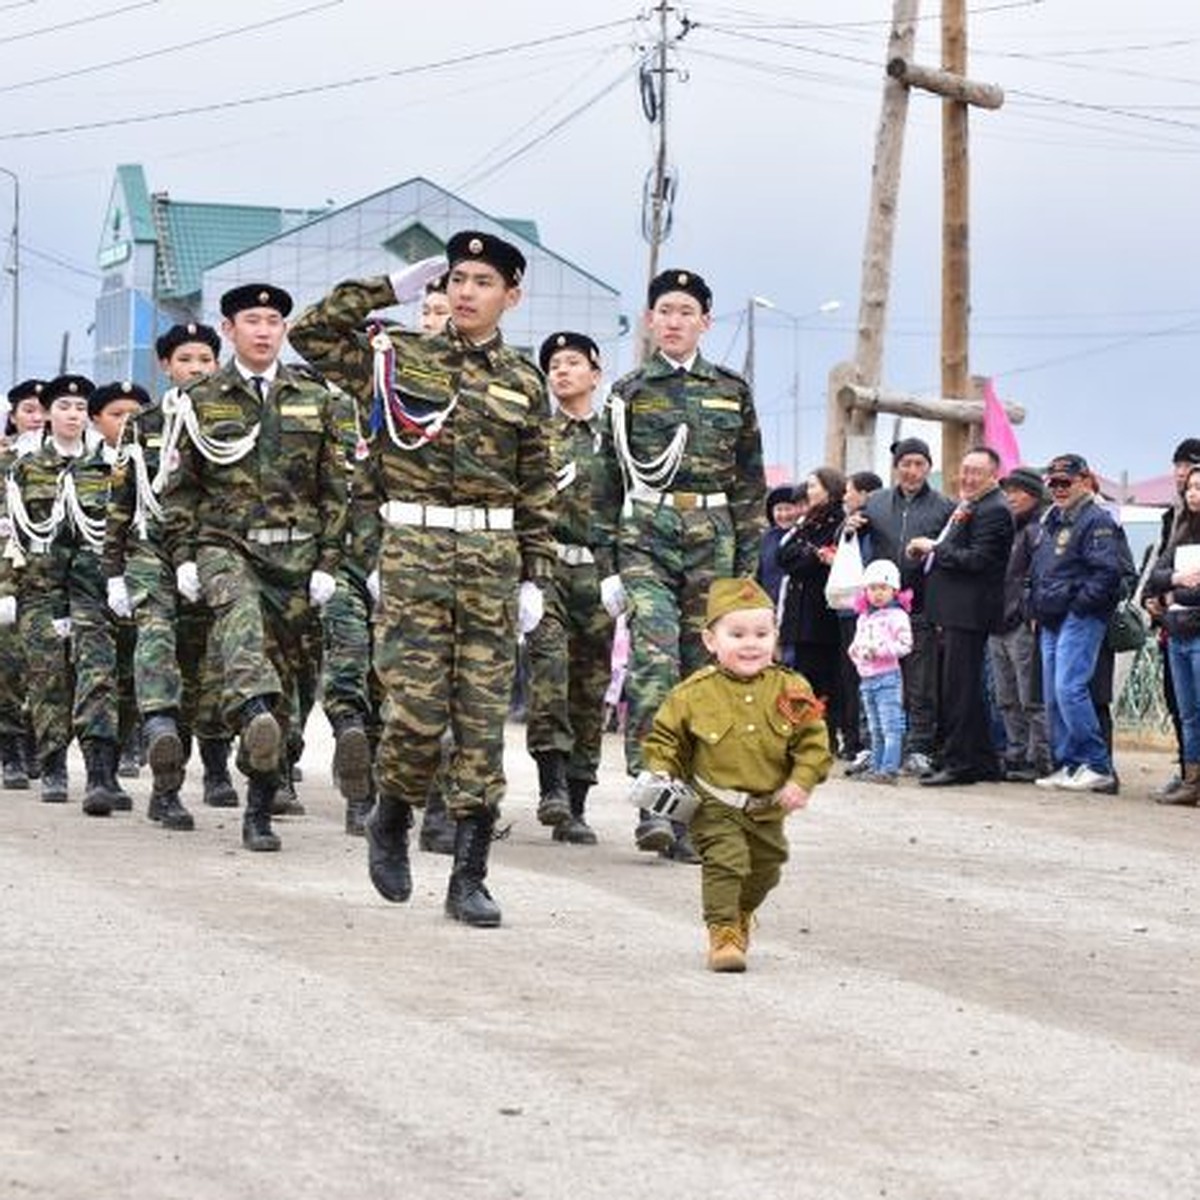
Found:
[116,164,156,243]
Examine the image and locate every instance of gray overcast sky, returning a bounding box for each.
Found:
[0,0,1196,483]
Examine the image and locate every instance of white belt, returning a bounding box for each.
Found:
[246,526,315,545]
[629,486,729,511]
[694,774,774,812]
[555,542,595,566]
[380,500,515,533]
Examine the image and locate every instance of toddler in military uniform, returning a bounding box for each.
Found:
[641,578,832,972]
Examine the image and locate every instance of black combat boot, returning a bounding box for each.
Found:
[104,741,134,811]
[1,733,29,789]
[365,796,413,901]
[82,739,124,817]
[419,789,457,855]
[445,808,502,928]
[533,750,571,827]
[149,785,195,831]
[238,696,281,775]
[271,755,306,816]
[144,712,184,794]
[199,738,238,807]
[345,786,373,837]
[23,724,40,780]
[553,777,598,845]
[663,820,701,864]
[242,772,281,852]
[118,725,142,779]
[40,746,68,803]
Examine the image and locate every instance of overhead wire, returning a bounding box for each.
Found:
[0,0,161,45]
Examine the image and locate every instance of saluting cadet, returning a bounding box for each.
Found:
[523,331,614,845]
[104,323,229,831]
[160,284,352,853]
[290,231,556,928]
[0,379,47,788]
[593,269,767,860]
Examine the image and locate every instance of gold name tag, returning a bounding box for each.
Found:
[700,398,740,412]
[145,435,163,448]
[279,404,320,418]
[487,384,529,408]
[202,403,244,421]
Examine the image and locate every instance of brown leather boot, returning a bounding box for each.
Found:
[1156,762,1200,806]
[706,924,748,973]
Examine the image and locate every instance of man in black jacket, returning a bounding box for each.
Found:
[849,437,955,773]
[908,446,1015,785]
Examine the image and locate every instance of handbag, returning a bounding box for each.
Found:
[1105,597,1148,653]
[824,529,864,611]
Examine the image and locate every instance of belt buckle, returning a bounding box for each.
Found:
[674,492,697,511]
[453,508,475,533]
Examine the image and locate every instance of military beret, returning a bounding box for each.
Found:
[1172,438,1200,467]
[1000,465,1047,501]
[1046,452,1089,479]
[88,380,152,417]
[445,230,525,287]
[425,271,449,295]
[41,374,95,408]
[538,331,601,375]
[156,321,221,361]
[890,436,932,465]
[648,268,712,314]
[705,577,774,627]
[7,378,46,406]
[220,283,293,319]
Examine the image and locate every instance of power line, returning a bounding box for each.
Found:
[0,17,633,141]
[0,0,346,95]
[0,0,161,45]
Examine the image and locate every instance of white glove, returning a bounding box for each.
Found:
[51,617,72,640]
[0,595,15,626]
[106,576,132,619]
[309,569,337,608]
[366,568,381,605]
[517,581,544,635]
[600,573,627,619]
[176,562,201,604]
[389,255,449,304]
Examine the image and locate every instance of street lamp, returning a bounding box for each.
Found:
[0,166,17,384]
[748,296,841,475]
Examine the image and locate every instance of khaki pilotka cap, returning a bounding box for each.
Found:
[705,578,774,627]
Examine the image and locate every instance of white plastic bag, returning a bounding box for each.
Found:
[823,530,864,611]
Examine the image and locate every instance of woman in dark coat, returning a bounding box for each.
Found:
[778,466,845,748]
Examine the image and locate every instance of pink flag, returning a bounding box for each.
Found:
[982,377,1021,477]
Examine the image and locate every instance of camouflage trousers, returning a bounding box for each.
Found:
[18,588,73,760]
[619,501,735,773]
[321,564,381,740]
[196,541,322,775]
[0,621,26,739]
[70,555,137,745]
[524,559,614,785]
[373,524,519,815]
[126,540,227,738]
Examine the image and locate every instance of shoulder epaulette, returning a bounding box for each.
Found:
[712,362,750,388]
[677,664,719,691]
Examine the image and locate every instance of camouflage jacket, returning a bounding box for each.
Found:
[288,276,556,583]
[549,407,605,549]
[592,350,767,578]
[159,361,348,574]
[103,392,173,579]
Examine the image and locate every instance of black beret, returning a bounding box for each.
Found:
[41,374,95,407]
[7,378,46,405]
[538,331,601,374]
[445,230,525,287]
[1046,452,1089,479]
[220,283,293,319]
[890,436,932,465]
[88,380,152,417]
[425,271,449,295]
[1172,438,1200,467]
[1000,465,1047,500]
[156,321,221,361]
[647,268,712,313]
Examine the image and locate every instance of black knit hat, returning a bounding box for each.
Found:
[890,436,932,466]
[1000,465,1047,501]
[1172,438,1200,467]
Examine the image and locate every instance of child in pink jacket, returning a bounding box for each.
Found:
[848,560,913,782]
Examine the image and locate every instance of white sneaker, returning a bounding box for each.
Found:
[903,752,933,777]
[1059,765,1116,793]
[1035,765,1074,790]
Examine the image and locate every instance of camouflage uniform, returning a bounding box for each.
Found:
[594,351,767,775]
[525,405,613,796]
[160,361,348,781]
[289,276,556,815]
[0,440,32,764]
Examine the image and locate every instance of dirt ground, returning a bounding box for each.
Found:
[2,725,1199,1200]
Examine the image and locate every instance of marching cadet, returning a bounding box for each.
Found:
[290,232,556,928]
[523,331,614,844]
[160,284,354,853]
[104,323,231,831]
[593,268,767,861]
[0,379,47,788]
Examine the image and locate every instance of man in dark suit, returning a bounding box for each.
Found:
[908,446,1015,785]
